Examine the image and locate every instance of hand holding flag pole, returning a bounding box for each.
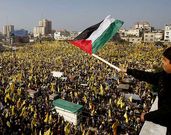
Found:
[92,54,121,72]
[70,15,124,72]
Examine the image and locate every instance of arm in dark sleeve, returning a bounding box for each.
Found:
[127,69,159,85]
[144,108,171,127]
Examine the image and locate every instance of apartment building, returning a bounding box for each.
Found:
[125,29,140,37]
[33,19,52,37]
[134,21,152,32]
[144,32,163,42]
[39,19,52,35]
[3,25,14,37]
[164,24,171,42]
[33,26,46,37]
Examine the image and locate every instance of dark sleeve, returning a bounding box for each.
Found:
[144,108,171,127]
[127,69,159,85]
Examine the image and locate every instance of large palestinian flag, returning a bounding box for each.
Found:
[70,15,124,55]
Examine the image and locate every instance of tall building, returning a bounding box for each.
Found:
[33,19,52,37]
[33,26,46,37]
[164,24,171,42]
[3,25,14,37]
[39,19,52,34]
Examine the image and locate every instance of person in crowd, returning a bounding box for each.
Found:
[0,41,165,134]
[120,46,171,135]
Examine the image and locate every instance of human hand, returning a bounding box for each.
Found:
[140,112,146,122]
[119,68,127,73]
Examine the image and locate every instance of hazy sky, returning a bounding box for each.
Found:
[0,0,171,32]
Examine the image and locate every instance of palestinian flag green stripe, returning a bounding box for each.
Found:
[92,19,123,53]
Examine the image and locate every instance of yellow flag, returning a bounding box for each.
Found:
[11,105,15,115]
[16,73,22,82]
[28,104,34,112]
[11,95,15,102]
[44,113,49,123]
[100,84,104,96]
[28,83,31,88]
[105,84,109,90]
[50,83,55,92]
[29,66,33,74]
[83,95,87,103]
[90,74,94,82]
[29,75,32,81]
[20,100,26,108]
[89,102,92,110]
[33,111,37,118]
[109,98,112,105]
[117,97,122,107]
[20,106,26,116]
[44,128,51,135]
[31,106,34,112]
[9,82,15,92]
[17,88,22,95]
[39,130,42,135]
[129,96,133,102]
[5,112,8,118]
[108,109,111,118]
[6,121,11,127]
[17,98,21,108]
[120,101,125,109]
[64,122,70,135]
[31,118,37,128]
[92,86,97,94]
[4,93,10,103]
[48,114,52,124]
[124,111,129,123]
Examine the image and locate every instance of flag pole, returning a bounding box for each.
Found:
[92,54,121,72]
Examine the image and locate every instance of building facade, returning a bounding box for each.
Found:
[122,37,142,44]
[39,19,52,35]
[33,19,52,37]
[134,21,152,32]
[125,29,140,37]
[144,32,155,42]
[3,25,14,37]
[164,24,171,42]
[154,32,163,42]
[33,26,46,37]
[144,32,163,43]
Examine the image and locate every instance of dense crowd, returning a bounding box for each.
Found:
[0,41,166,134]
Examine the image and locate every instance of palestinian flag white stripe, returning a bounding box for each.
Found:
[87,15,115,43]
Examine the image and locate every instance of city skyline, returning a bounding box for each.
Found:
[0,0,171,32]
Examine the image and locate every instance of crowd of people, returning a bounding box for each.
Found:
[0,41,166,134]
